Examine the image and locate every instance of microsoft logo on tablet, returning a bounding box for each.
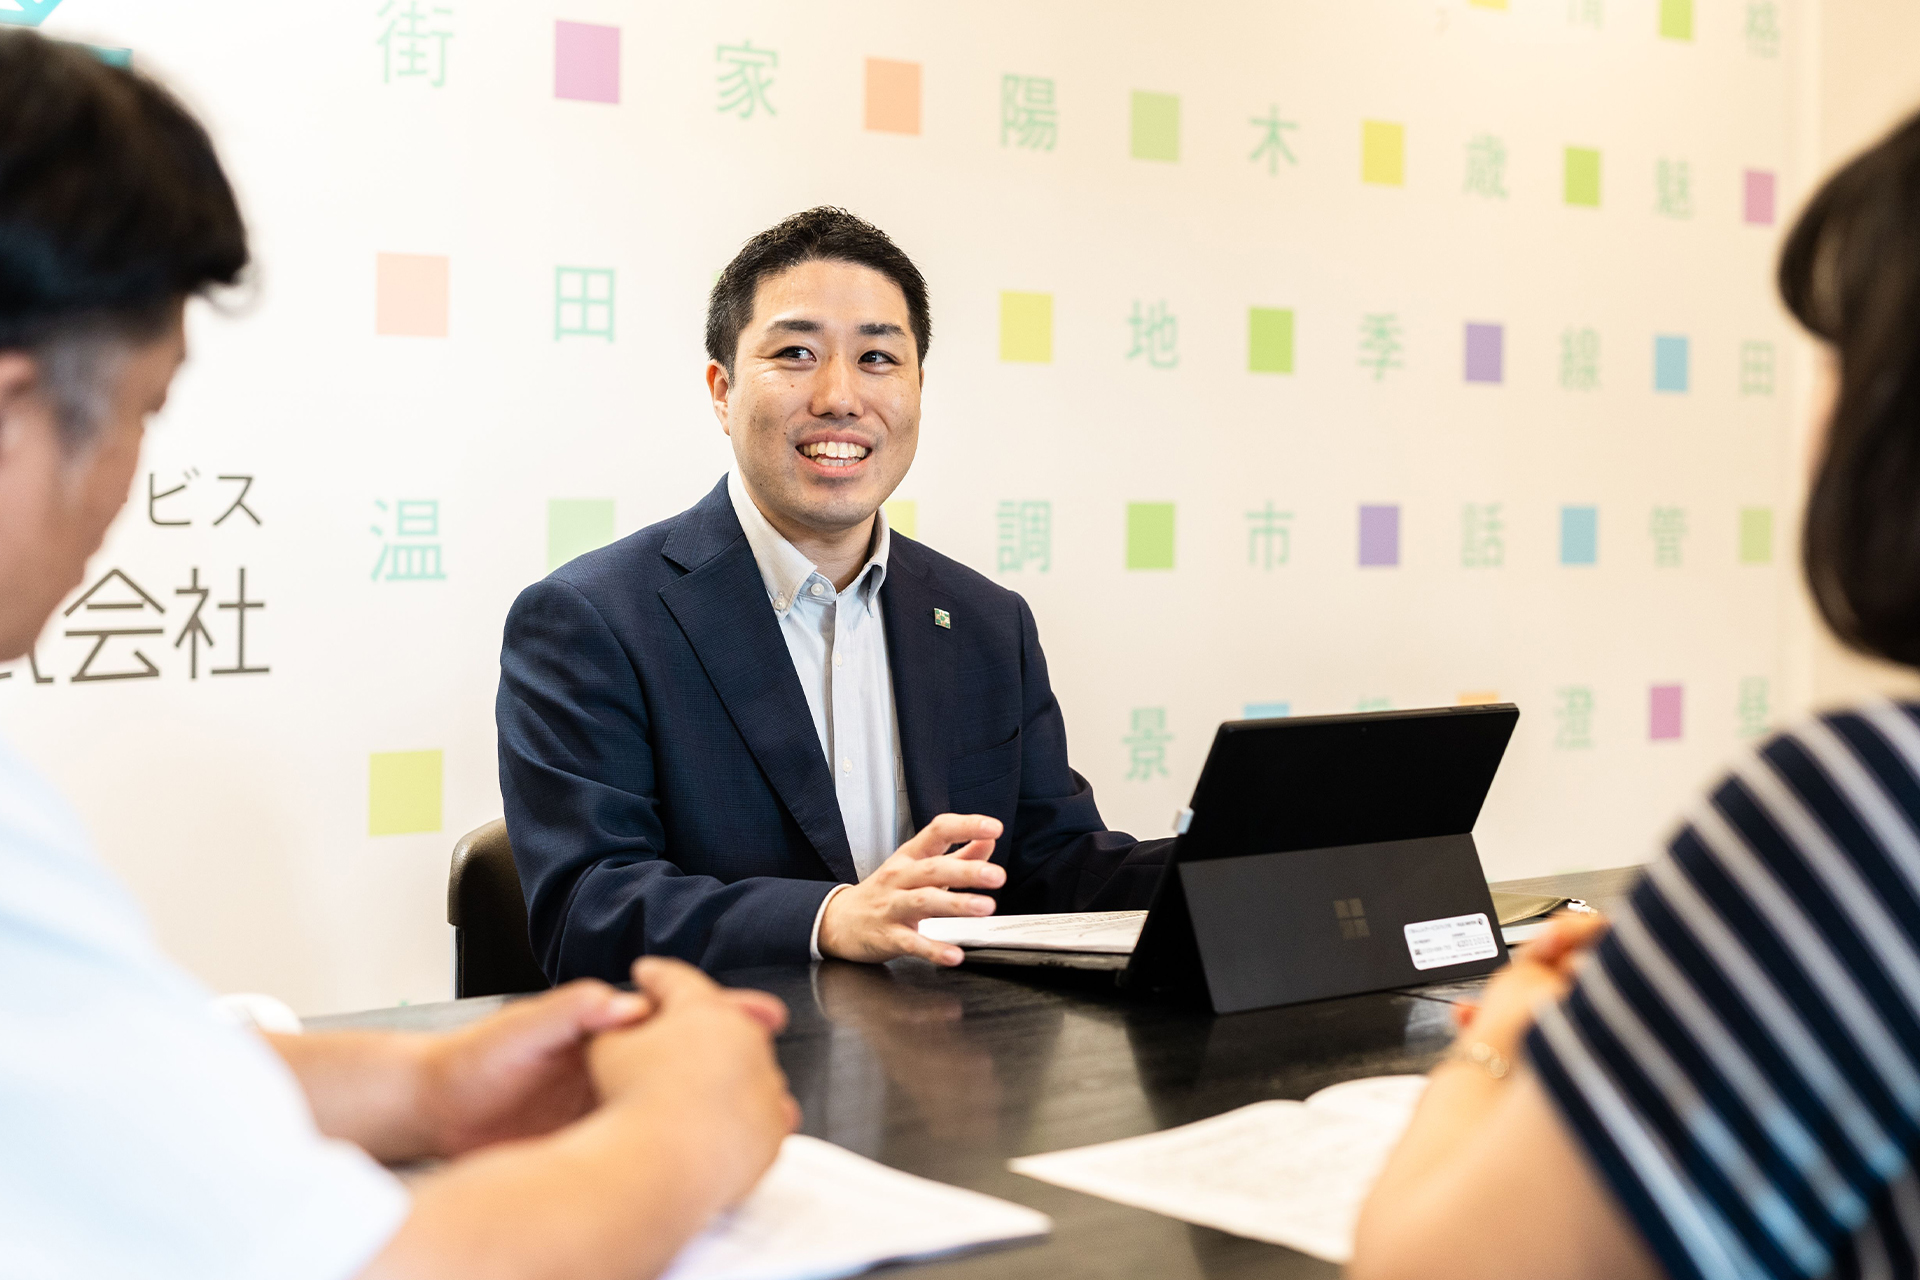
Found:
[1333,898,1370,940]
[0,1,67,27]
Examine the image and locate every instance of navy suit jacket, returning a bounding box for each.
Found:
[496,477,1169,979]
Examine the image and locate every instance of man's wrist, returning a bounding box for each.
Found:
[810,884,851,962]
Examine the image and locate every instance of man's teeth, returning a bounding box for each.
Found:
[800,441,871,466]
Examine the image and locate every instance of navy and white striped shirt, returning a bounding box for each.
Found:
[1530,701,1920,1280]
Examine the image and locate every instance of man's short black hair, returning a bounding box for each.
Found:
[0,31,248,441]
[705,207,930,377]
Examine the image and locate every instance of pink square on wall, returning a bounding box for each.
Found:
[1650,684,1684,741]
[556,21,619,104]
[375,253,448,337]
[1744,169,1776,225]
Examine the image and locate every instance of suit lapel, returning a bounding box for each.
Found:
[881,540,955,831]
[659,482,857,884]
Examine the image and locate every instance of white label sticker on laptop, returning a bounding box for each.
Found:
[1403,913,1499,971]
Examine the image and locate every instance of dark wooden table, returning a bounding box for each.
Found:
[313,868,1640,1279]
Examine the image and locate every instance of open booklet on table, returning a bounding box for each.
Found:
[917,909,1147,954]
[661,1135,1049,1280]
[1009,1075,1427,1265]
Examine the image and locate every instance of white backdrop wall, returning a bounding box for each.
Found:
[0,0,1807,1014]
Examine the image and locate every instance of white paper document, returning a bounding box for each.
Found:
[918,910,1147,954]
[1008,1075,1428,1264]
[661,1135,1051,1280]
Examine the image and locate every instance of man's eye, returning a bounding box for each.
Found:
[861,351,897,365]
[777,346,814,360]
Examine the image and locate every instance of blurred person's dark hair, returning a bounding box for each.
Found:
[0,31,247,447]
[706,207,930,377]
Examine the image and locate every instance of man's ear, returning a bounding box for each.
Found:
[705,359,733,436]
[0,351,44,461]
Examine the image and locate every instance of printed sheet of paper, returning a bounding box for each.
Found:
[918,910,1146,954]
[1009,1076,1427,1264]
[661,1135,1050,1280]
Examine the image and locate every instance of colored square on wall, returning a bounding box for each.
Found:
[1561,506,1598,565]
[554,21,619,104]
[90,46,132,67]
[1468,0,1508,7]
[884,499,918,539]
[1458,691,1501,705]
[369,750,442,836]
[375,253,448,337]
[1565,147,1602,207]
[1650,684,1684,741]
[1248,308,1295,374]
[1362,121,1404,186]
[1739,507,1774,564]
[1464,323,1504,384]
[1126,502,1175,570]
[1655,335,1690,392]
[1660,0,1694,39]
[1131,91,1180,162]
[1000,291,1053,363]
[1244,702,1292,719]
[1359,504,1400,567]
[1745,170,1777,225]
[548,498,615,571]
[865,58,921,135]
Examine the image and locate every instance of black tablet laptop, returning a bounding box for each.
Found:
[949,703,1519,1014]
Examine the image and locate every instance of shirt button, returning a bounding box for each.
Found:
[810,582,826,597]
[774,596,786,610]
[841,758,853,775]
[833,652,844,668]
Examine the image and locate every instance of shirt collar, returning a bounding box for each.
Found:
[727,468,890,617]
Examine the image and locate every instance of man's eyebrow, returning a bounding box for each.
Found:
[767,318,822,334]
[858,322,908,337]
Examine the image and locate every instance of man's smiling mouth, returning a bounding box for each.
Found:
[798,440,871,468]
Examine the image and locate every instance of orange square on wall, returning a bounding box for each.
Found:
[864,58,921,135]
[376,253,449,337]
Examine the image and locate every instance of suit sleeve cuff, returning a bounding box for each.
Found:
[810,884,852,962]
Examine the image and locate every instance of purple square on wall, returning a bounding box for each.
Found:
[1359,504,1400,567]
[1465,322,1503,384]
[1650,684,1684,741]
[1744,169,1776,225]
[555,21,620,104]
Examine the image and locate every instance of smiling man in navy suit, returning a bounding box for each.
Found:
[497,207,1168,979]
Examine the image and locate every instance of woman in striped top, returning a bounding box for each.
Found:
[1351,112,1920,1280]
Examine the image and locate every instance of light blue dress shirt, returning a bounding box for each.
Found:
[0,731,409,1280]
[727,471,914,955]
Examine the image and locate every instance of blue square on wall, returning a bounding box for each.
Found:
[1561,506,1598,565]
[1654,335,1690,393]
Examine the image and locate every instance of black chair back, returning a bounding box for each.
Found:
[447,819,551,999]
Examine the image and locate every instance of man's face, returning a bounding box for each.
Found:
[0,307,186,664]
[708,258,921,538]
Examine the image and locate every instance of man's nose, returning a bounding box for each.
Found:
[812,353,859,418]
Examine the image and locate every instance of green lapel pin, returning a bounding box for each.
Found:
[932,608,951,629]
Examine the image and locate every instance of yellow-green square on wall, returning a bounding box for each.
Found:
[1564,147,1602,207]
[548,498,616,571]
[1248,308,1295,374]
[1130,91,1180,162]
[1659,0,1693,39]
[1361,121,1405,186]
[1126,502,1175,570]
[999,291,1053,363]
[884,499,917,539]
[369,750,442,836]
[1739,507,1774,564]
